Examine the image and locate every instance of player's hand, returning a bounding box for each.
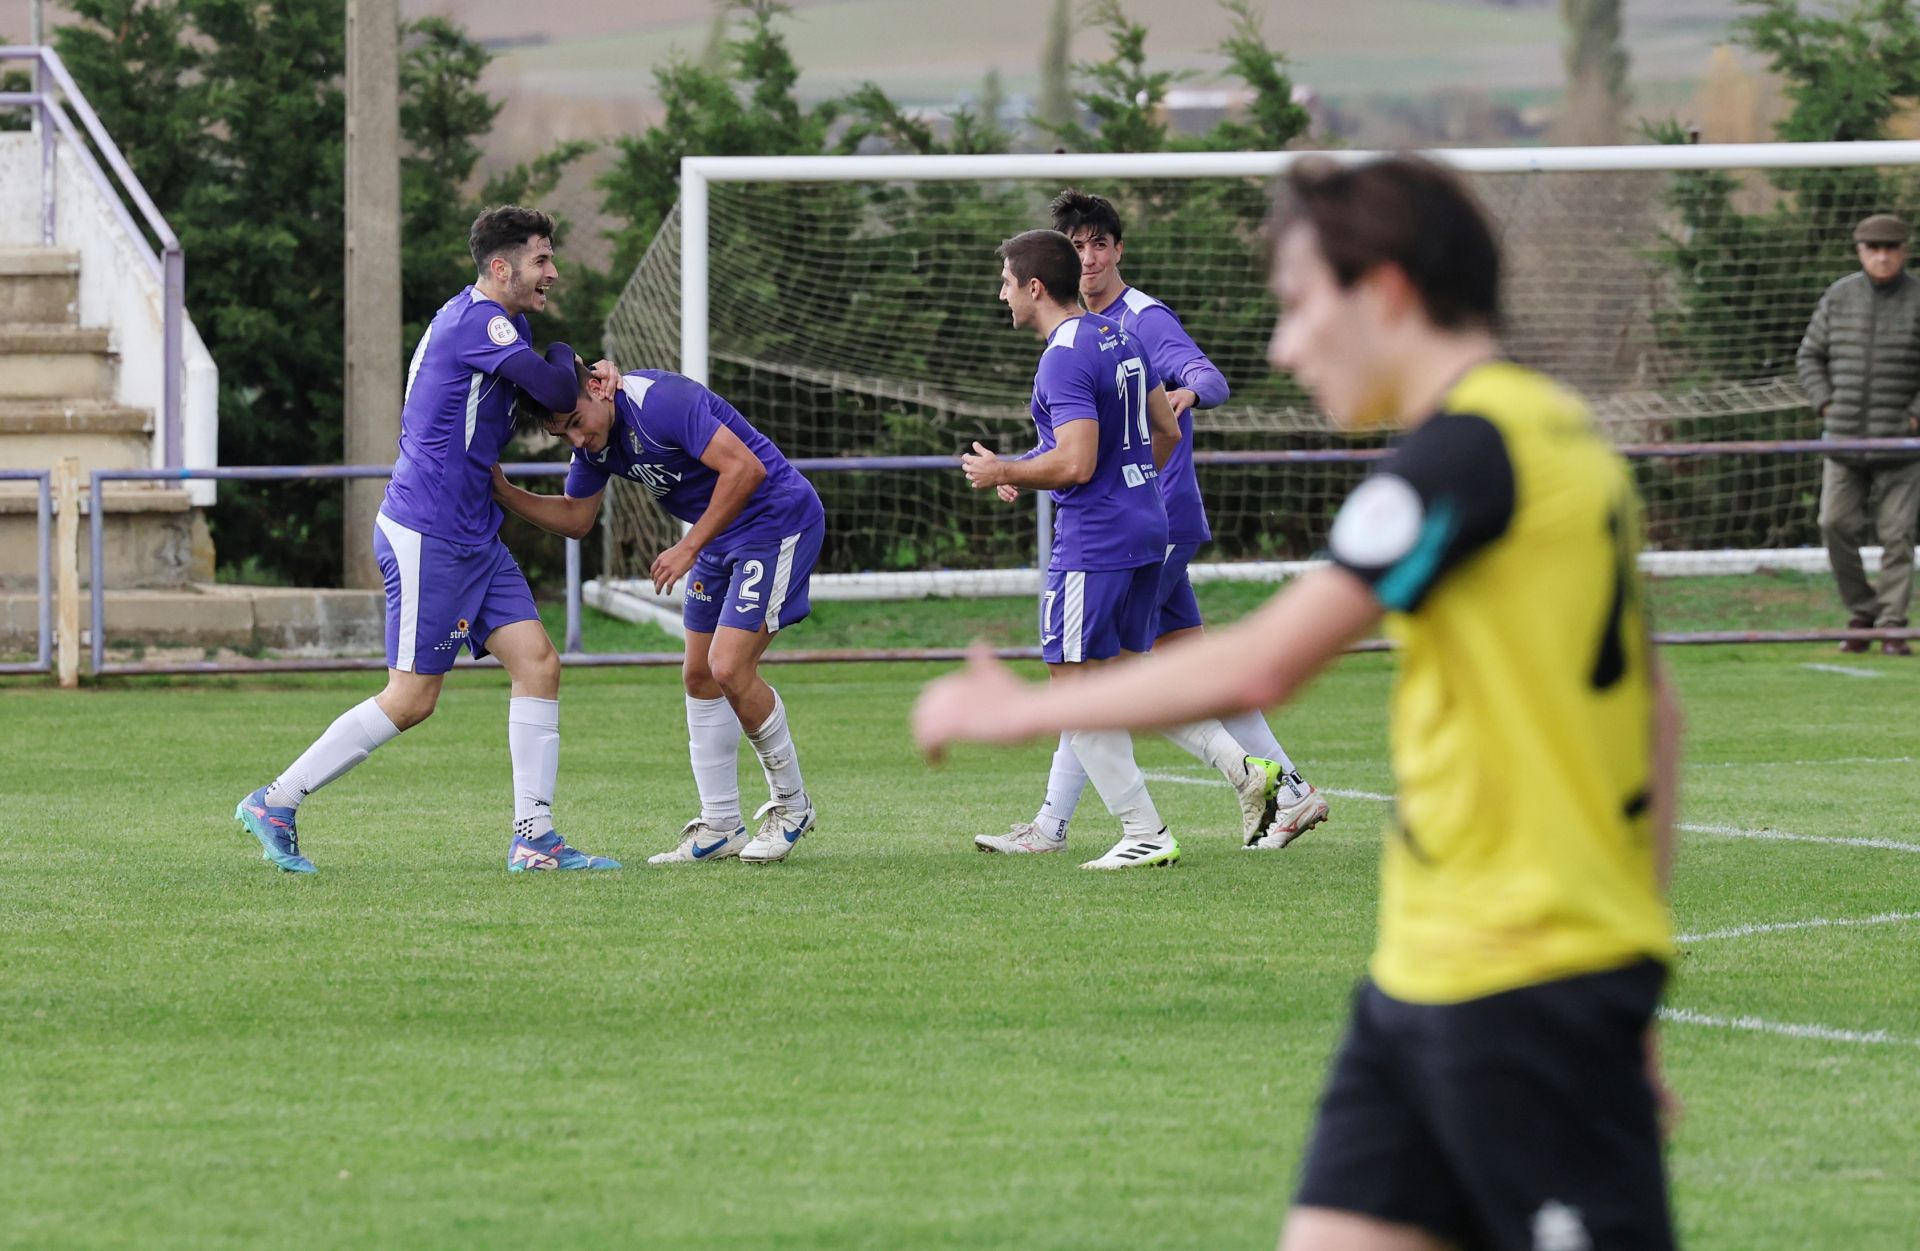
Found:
[912,642,1035,762]
[961,441,1004,490]
[490,463,513,502]
[651,541,697,595]
[996,483,1020,504]
[1645,1028,1683,1140]
[589,358,621,394]
[1166,387,1197,419]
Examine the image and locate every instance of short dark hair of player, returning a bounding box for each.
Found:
[1272,155,1501,332]
[1049,188,1124,243]
[997,229,1081,306]
[512,355,593,437]
[469,205,557,272]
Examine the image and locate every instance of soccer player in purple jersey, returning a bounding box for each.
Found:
[1038,187,1329,850]
[234,206,620,873]
[962,230,1281,869]
[495,363,824,865]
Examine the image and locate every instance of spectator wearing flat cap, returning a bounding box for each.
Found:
[1797,212,1920,655]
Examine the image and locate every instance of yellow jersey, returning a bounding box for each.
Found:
[1325,361,1673,1004]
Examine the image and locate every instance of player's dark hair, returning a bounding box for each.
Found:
[1271,155,1501,331]
[1048,188,1124,243]
[512,355,593,437]
[470,205,556,272]
[997,229,1081,305]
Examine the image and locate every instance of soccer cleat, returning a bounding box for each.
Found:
[1235,755,1285,841]
[975,821,1068,855]
[235,786,316,873]
[1081,829,1180,870]
[1246,784,1331,850]
[507,830,622,872]
[648,818,750,865]
[741,795,815,864]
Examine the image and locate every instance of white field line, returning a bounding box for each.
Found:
[1691,756,1914,768]
[1677,911,1920,943]
[1659,1007,1919,1048]
[1799,663,1885,678]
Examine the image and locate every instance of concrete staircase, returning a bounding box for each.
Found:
[0,247,213,593]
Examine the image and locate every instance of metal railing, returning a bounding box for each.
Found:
[43,435,1920,678]
[0,45,186,468]
[0,469,52,675]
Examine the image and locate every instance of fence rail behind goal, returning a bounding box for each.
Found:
[597,141,1920,638]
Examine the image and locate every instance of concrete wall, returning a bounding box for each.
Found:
[0,133,220,505]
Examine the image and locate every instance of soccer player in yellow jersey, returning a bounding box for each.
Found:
[913,154,1683,1251]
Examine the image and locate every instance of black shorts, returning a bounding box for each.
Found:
[1295,960,1674,1251]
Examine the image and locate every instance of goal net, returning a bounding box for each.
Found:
[599,144,1920,607]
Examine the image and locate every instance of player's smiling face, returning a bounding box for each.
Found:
[543,378,616,455]
[1268,223,1397,430]
[1067,228,1122,305]
[498,235,558,316]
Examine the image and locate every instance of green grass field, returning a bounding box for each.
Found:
[3,580,1918,1249]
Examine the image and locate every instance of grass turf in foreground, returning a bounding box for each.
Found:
[1,644,1916,1249]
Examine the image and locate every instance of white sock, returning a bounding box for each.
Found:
[266,697,400,809]
[745,688,807,805]
[1162,719,1250,783]
[686,694,744,828]
[1033,731,1088,840]
[1069,728,1164,839]
[1221,710,1299,777]
[509,696,560,840]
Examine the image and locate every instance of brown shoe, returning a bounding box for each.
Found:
[1840,617,1874,653]
[1883,638,1912,657]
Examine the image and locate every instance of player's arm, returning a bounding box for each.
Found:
[487,339,580,413]
[1139,306,1230,415]
[492,464,602,540]
[649,424,767,593]
[963,420,1096,491]
[913,567,1381,751]
[1648,654,1682,893]
[1146,383,1180,470]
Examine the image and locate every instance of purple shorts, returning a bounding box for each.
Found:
[682,520,825,635]
[1041,563,1161,664]
[373,512,539,675]
[1155,542,1205,637]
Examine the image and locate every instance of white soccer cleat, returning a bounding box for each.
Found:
[1246,784,1330,850]
[1234,756,1285,841]
[741,795,815,864]
[975,821,1067,855]
[1081,829,1180,870]
[647,817,749,865]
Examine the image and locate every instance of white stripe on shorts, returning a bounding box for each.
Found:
[765,531,801,632]
[1063,570,1086,663]
[375,512,423,672]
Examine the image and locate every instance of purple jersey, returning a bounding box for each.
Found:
[1031,313,1169,571]
[385,288,540,544]
[1095,286,1227,544]
[564,371,823,550]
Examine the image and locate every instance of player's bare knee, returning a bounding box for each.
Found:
[710,650,759,698]
[377,686,437,730]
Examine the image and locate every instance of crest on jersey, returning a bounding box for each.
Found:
[628,428,642,456]
[486,315,518,346]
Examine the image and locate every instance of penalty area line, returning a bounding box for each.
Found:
[1659,1006,1919,1048]
[1677,910,1920,944]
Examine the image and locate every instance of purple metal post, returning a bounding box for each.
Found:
[38,94,54,244]
[564,537,583,654]
[88,472,103,675]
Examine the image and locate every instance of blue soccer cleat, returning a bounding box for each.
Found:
[235,786,316,873]
[507,829,622,872]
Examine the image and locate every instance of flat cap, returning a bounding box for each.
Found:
[1854,213,1910,244]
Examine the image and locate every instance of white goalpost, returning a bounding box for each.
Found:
[592,140,1920,634]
